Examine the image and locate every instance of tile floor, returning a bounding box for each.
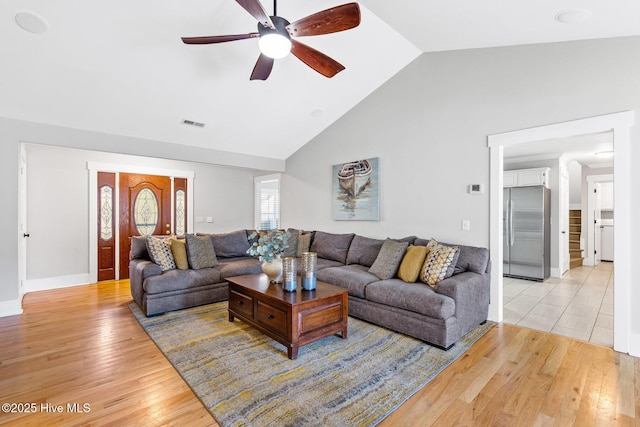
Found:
[503,261,613,347]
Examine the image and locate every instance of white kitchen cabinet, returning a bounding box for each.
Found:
[503,167,550,188]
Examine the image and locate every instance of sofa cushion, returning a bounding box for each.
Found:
[130,236,150,260]
[215,258,262,279]
[420,240,459,287]
[208,230,251,258]
[146,236,176,271]
[316,257,345,270]
[368,238,409,280]
[346,235,384,267]
[186,234,219,269]
[143,268,221,295]
[169,237,189,270]
[365,279,456,320]
[310,231,355,264]
[397,245,429,283]
[316,265,380,298]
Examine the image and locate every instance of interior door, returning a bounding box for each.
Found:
[594,183,602,265]
[119,174,172,279]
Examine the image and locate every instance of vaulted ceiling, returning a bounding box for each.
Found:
[2,1,639,160]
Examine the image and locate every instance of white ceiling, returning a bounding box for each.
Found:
[2,1,639,162]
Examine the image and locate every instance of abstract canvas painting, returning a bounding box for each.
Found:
[332,157,379,221]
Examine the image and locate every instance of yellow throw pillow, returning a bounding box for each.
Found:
[420,239,459,288]
[170,237,189,270]
[397,245,429,283]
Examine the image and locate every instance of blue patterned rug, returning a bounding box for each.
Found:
[130,301,494,426]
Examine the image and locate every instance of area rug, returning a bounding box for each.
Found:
[129,301,494,427]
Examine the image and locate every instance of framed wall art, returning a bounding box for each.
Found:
[332,157,379,221]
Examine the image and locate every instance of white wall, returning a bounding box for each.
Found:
[282,37,640,341]
[568,160,582,208]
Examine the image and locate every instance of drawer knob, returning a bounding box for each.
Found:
[238,301,244,305]
[268,314,275,320]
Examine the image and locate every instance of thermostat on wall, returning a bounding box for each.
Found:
[468,184,484,194]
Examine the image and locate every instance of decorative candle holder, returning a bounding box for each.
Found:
[301,251,317,290]
[282,257,297,292]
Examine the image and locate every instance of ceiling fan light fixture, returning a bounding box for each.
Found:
[258,33,291,59]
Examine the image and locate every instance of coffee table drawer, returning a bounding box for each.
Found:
[256,301,287,336]
[299,302,343,334]
[229,290,254,318]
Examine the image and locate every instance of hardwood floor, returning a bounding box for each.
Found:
[1,281,637,426]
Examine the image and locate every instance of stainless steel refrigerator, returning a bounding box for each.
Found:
[503,185,551,281]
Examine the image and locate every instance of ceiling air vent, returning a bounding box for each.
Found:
[181,119,206,128]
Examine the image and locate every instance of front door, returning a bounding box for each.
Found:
[119,174,172,279]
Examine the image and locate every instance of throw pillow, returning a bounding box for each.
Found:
[346,235,385,267]
[282,228,300,258]
[146,236,176,271]
[420,239,459,287]
[397,245,429,283]
[169,237,189,270]
[296,232,312,257]
[368,238,409,280]
[185,234,219,269]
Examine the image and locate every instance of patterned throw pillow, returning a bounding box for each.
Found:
[397,245,429,283]
[368,238,409,280]
[185,234,219,270]
[169,237,189,270]
[420,239,459,287]
[146,236,176,271]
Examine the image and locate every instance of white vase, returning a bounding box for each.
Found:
[262,256,283,283]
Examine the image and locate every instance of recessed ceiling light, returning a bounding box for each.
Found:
[14,10,49,34]
[555,9,592,24]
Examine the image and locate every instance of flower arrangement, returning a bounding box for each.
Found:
[246,229,291,262]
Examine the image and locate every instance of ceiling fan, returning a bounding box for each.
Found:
[181,0,361,81]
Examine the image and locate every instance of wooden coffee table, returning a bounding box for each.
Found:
[227,274,348,359]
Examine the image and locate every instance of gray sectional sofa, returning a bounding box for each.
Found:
[129,229,490,349]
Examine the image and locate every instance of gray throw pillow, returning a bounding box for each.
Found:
[185,234,219,269]
[368,238,409,280]
[282,229,300,258]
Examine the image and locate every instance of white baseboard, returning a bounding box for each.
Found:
[550,268,563,278]
[24,274,92,293]
[569,203,582,210]
[0,298,23,317]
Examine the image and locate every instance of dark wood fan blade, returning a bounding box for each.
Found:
[181,33,258,44]
[286,3,360,37]
[250,53,274,80]
[290,40,345,78]
[236,0,275,29]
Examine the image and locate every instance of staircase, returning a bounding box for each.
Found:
[569,209,583,268]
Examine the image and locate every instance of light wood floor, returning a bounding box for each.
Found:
[1,281,637,426]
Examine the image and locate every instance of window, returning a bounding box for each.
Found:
[255,174,281,230]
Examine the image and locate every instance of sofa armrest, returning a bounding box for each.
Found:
[129,259,163,306]
[436,271,490,333]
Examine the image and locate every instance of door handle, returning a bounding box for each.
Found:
[509,200,515,246]
[23,233,30,238]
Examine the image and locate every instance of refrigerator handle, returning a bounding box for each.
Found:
[510,199,515,246]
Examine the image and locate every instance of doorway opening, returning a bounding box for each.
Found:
[488,111,634,354]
